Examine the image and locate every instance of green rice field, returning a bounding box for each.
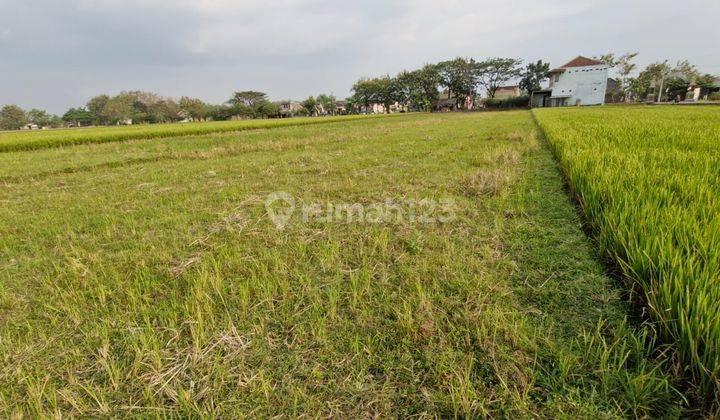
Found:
[2,107,717,416]
[535,105,720,406]
[0,114,386,153]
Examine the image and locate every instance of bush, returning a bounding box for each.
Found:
[708,91,720,101]
[483,95,530,109]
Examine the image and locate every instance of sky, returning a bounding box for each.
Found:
[1,0,718,114]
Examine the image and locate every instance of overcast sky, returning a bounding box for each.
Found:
[1,0,718,114]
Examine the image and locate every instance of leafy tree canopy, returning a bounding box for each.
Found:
[62,107,95,126]
[228,91,269,108]
[0,105,28,130]
[519,60,550,94]
[27,109,54,127]
[476,57,523,99]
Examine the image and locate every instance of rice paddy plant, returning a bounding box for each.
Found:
[0,114,392,152]
[534,105,720,404]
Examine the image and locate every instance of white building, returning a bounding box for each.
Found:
[531,56,609,107]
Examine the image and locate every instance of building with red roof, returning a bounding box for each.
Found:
[531,56,610,107]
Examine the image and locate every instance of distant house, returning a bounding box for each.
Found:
[358,103,387,114]
[277,100,304,117]
[531,56,609,107]
[335,100,347,114]
[494,85,522,100]
[356,101,406,114]
[21,123,40,130]
[686,77,720,101]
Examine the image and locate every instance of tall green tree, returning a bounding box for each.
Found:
[101,93,135,124]
[351,79,377,110]
[228,91,268,108]
[48,115,64,128]
[437,57,480,109]
[396,64,441,111]
[0,105,28,130]
[630,61,671,101]
[87,94,110,124]
[344,96,358,114]
[315,94,337,115]
[476,57,523,99]
[396,70,423,110]
[666,78,691,101]
[148,98,180,123]
[595,52,639,101]
[351,77,401,113]
[27,109,54,127]
[302,96,318,116]
[672,60,699,81]
[228,91,271,118]
[416,64,441,110]
[123,91,162,123]
[62,107,95,126]
[518,60,550,94]
[695,73,717,89]
[209,104,235,121]
[374,76,401,113]
[179,96,211,121]
[258,101,281,118]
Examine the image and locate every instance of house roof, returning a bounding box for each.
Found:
[550,56,606,73]
[561,56,604,67]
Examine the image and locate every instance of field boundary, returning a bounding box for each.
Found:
[529,110,641,301]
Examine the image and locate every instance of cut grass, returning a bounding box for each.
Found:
[0,111,684,416]
[534,105,720,407]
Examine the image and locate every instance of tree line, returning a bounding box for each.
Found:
[601,54,719,102]
[66,91,287,127]
[348,53,718,112]
[0,90,345,130]
[1,53,717,130]
[349,57,550,112]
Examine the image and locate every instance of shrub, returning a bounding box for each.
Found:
[483,95,530,109]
